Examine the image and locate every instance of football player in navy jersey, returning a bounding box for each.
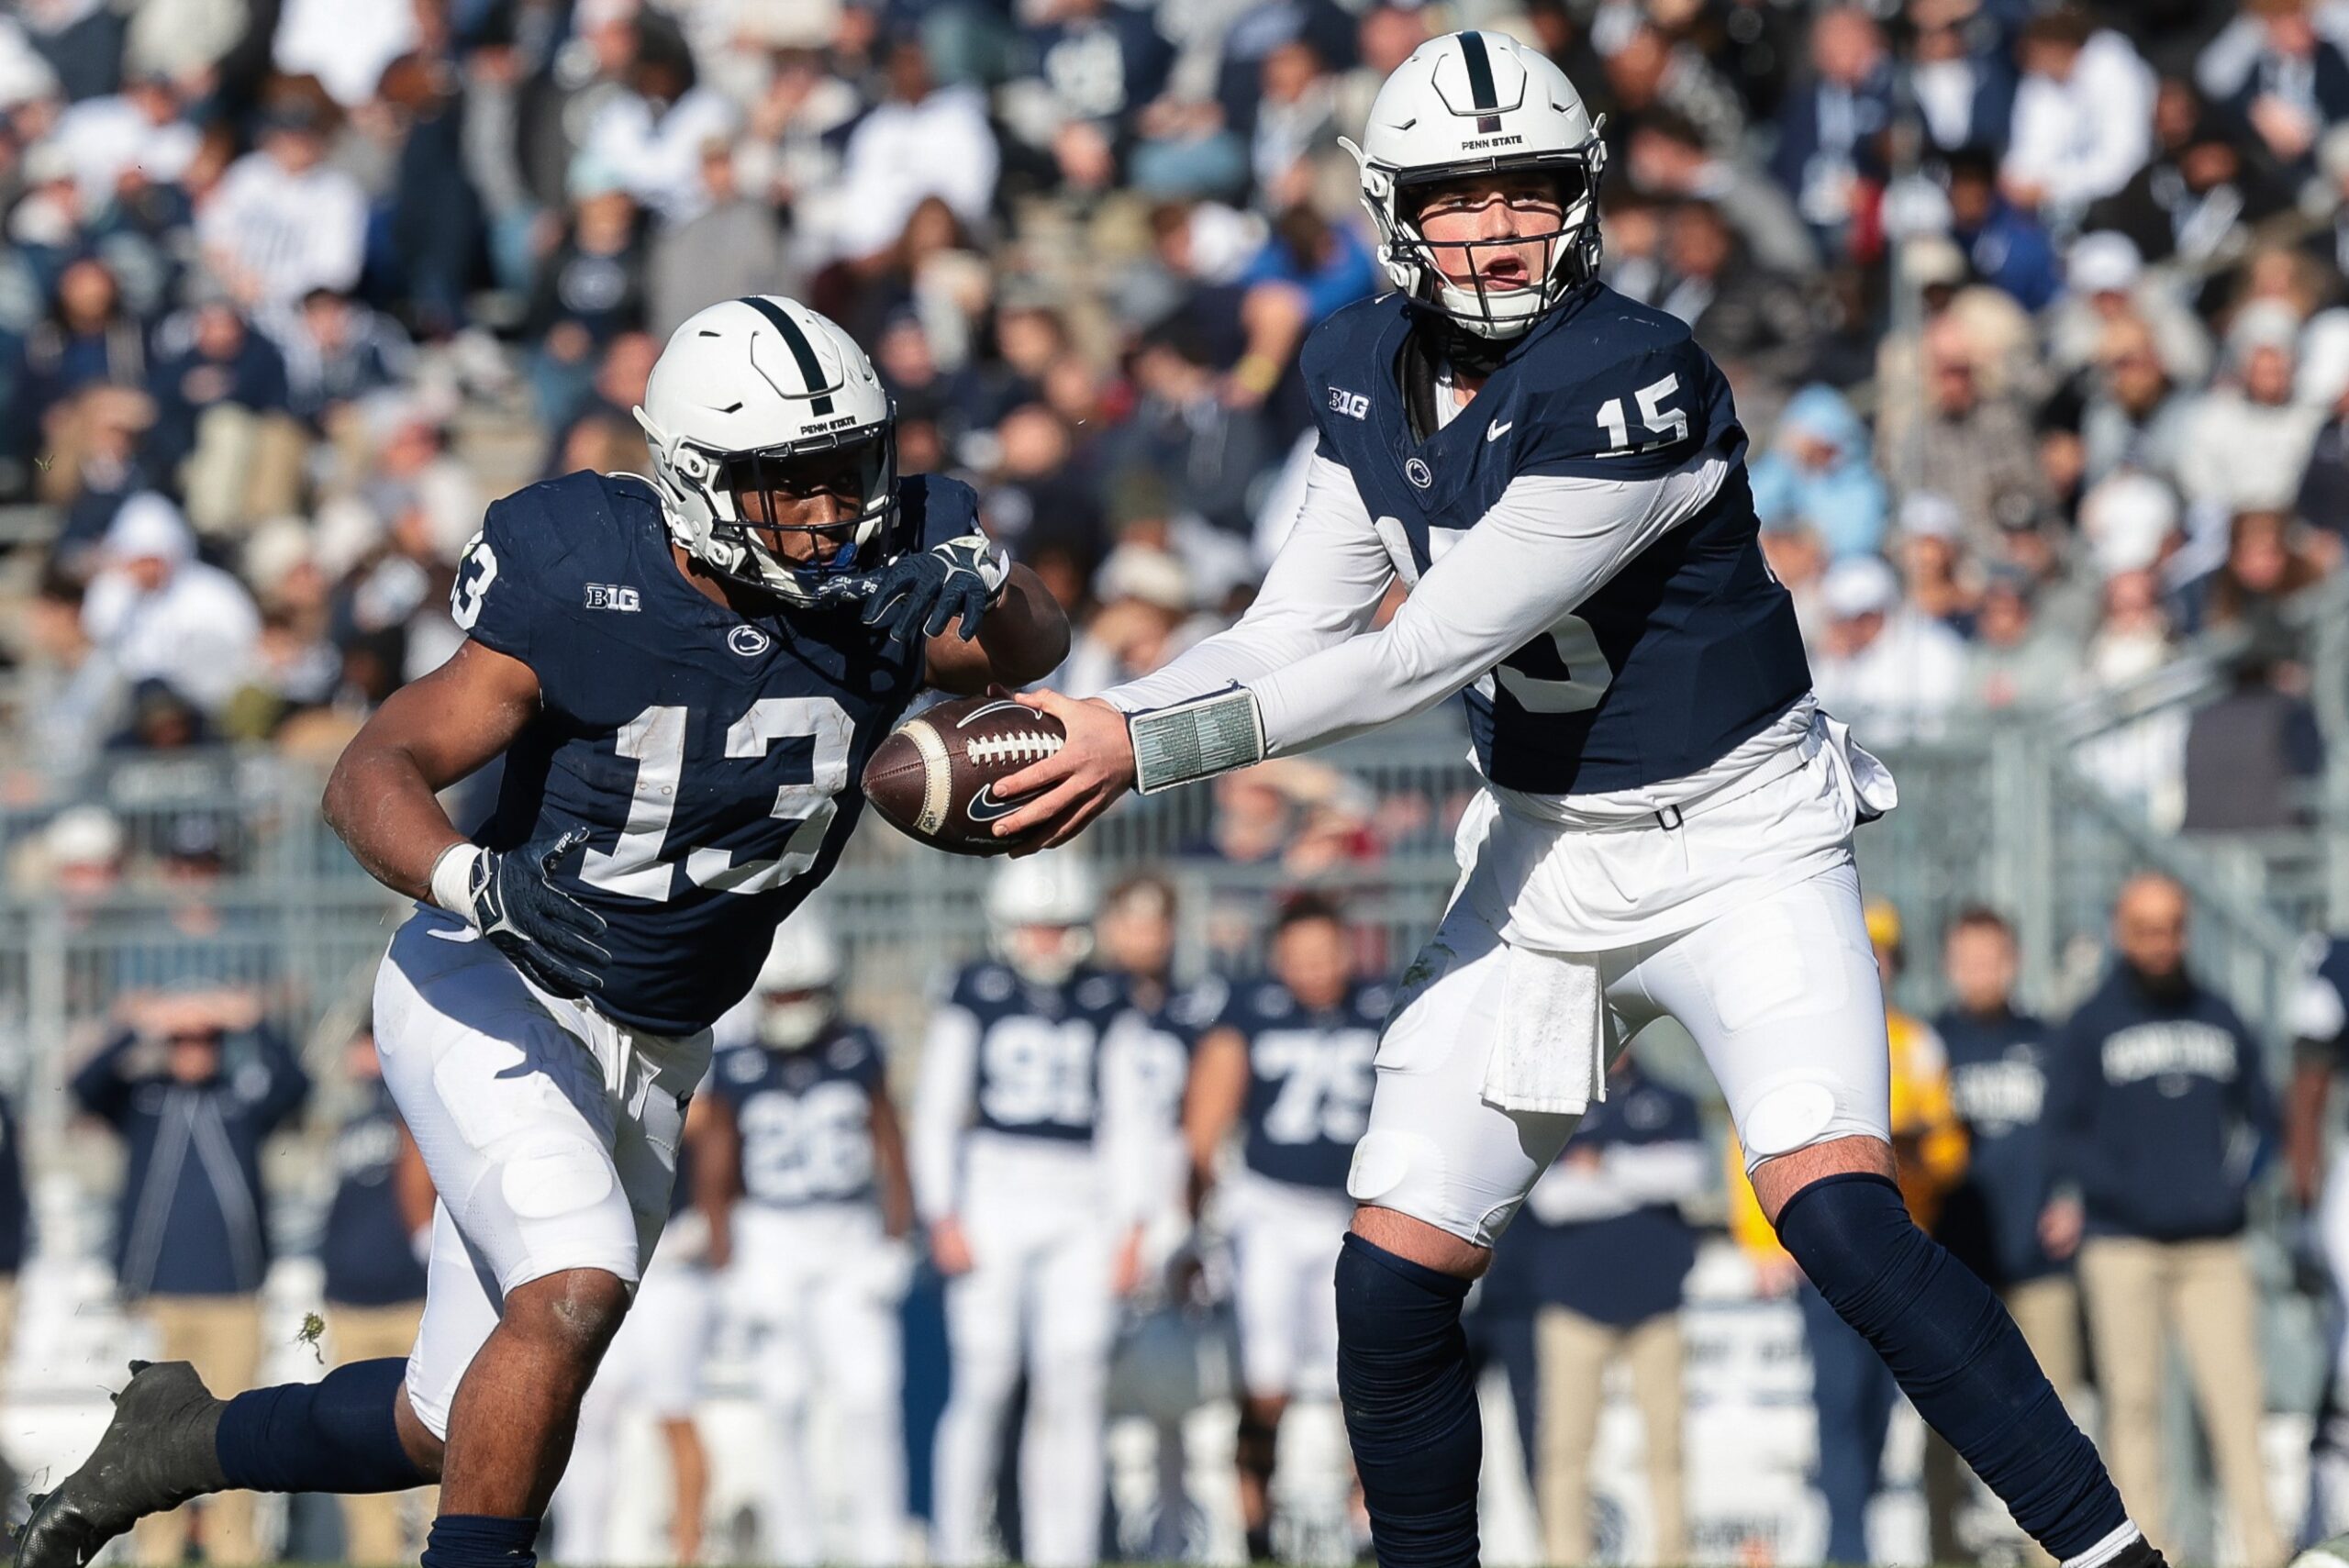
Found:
[987,33,2158,1568]
[709,914,913,1567]
[1186,896,1382,1562]
[16,296,1067,1568]
[913,854,1156,1568]
[1092,871,1220,1560]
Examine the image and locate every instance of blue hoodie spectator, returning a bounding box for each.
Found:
[2047,947,2275,1245]
[1944,149,2060,312]
[0,1090,30,1280]
[1747,383,1888,559]
[72,1005,310,1297]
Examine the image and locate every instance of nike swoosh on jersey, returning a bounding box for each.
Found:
[1486,421,1512,442]
[966,784,1022,823]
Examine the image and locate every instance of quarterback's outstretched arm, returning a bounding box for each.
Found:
[1103,454,1397,709]
[1232,458,1722,751]
[324,640,542,900]
[991,455,1727,846]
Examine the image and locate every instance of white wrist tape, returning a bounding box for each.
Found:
[429,843,484,921]
[1127,686,1267,795]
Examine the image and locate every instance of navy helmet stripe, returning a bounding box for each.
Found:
[1457,31,1498,113]
[738,296,836,417]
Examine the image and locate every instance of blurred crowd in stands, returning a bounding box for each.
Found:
[0,0,2345,1563]
[1,0,2347,867]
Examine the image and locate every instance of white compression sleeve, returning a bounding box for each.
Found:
[1102,455,1395,714]
[1245,454,1730,756]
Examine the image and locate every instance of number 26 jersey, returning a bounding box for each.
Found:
[451,468,974,1036]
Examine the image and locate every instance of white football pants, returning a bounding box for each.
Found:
[931,1135,1120,1568]
[373,908,710,1437]
[732,1202,909,1567]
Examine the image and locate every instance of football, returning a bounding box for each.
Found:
[862,695,1068,856]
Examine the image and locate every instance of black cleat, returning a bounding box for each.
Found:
[2108,1535,2172,1568]
[13,1362,228,1568]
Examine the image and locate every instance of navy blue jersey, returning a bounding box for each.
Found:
[455,469,974,1035]
[2295,934,2349,1069]
[319,1084,428,1307]
[1113,974,1224,1129]
[1932,1005,2063,1288]
[712,1025,886,1207]
[1298,287,1810,794]
[0,1093,27,1276]
[943,961,1129,1143]
[1219,978,1387,1189]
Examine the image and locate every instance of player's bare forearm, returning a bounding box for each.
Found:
[871,1091,916,1240]
[922,564,1068,694]
[2288,1058,2331,1207]
[686,1094,739,1268]
[1181,1029,1249,1214]
[323,641,541,899]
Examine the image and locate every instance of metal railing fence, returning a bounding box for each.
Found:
[0,704,2313,1148]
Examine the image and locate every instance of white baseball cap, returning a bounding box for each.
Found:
[1821,555,1900,620]
[2066,232,2143,296]
[47,805,124,868]
[2079,472,2177,576]
[1898,492,1963,541]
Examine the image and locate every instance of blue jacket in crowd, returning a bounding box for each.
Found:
[0,1091,29,1277]
[318,1082,427,1308]
[1497,1063,1705,1329]
[2046,966,2276,1243]
[72,1023,310,1298]
[1932,1001,2064,1288]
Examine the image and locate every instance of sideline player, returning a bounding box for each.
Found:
[990,33,2163,1568]
[711,913,914,1567]
[1094,871,1221,1561]
[17,295,1066,1568]
[547,1088,734,1566]
[1186,896,1382,1561]
[914,854,1152,1568]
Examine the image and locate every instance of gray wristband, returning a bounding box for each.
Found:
[1127,687,1267,795]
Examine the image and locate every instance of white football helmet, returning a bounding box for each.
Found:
[635,295,906,604]
[987,851,1101,985]
[1341,31,1607,339]
[753,911,844,1050]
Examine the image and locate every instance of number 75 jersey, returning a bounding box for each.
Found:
[1299,284,1809,796]
[449,468,970,1036]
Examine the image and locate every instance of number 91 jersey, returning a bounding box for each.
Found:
[1299,285,1809,796]
[450,469,973,1036]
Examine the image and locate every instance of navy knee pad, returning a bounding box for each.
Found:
[216,1356,429,1496]
[1776,1173,2131,1562]
[1334,1233,1480,1568]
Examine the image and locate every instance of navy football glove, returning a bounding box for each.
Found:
[859,534,1010,645]
[465,829,611,998]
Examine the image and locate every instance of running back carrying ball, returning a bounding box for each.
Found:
[862,695,1067,854]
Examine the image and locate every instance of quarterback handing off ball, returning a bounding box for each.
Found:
[863,695,1067,854]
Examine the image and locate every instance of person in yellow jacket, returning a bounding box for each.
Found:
[1729,897,1968,1564]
